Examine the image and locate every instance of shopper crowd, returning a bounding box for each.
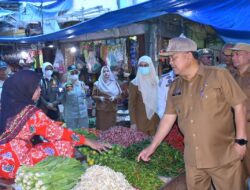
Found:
[0,36,249,190]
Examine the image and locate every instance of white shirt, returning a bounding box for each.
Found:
[0,80,4,102]
[157,71,175,118]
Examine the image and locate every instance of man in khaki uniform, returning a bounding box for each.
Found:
[137,37,247,190]
[226,43,250,184]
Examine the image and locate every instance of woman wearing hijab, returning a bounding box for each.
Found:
[61,65,89,129]
[129,55,160,135]
[38,62,61,120]
[0,70,110,179]
[92,66,122,130]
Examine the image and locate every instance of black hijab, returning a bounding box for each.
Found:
[0,70,42,135]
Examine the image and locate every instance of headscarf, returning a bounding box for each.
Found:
[131,55,159,120]
[0,70,42,135]
[42,62,53,80]
[94,66,122,97]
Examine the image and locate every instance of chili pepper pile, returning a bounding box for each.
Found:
[122,140,185,177]
[164,124,184,153]
[98,156,164,190]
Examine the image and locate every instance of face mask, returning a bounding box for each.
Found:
[45,70,53,78]
[69,74,79,81]
[138,67,150,75]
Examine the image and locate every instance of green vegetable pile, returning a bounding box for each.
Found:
[122,140,185,177]
[78,139,184,189]
[73,129,98,140]
[99,156,164,190]
[15,156,86,190]
[78,144,123,166]
[78,145,164,189]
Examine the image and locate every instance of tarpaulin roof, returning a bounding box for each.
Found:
[20,0,72,20]
[0,9,15,18]
[0,0,249,43]
[0,0,72,34]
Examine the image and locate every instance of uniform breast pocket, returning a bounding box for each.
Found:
[202,84,223,107]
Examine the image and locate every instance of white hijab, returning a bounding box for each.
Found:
[42,62,53,80]
[131,55,158,120]
[94,66,122,97]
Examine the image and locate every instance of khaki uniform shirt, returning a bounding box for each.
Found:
[235,66,250,123]
[166,64,247,168]
[129,83,159,135]
[92,85,118,112]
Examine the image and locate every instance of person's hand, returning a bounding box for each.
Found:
[47,103,57,111]
[99,96,105,102]
[137,145,156,162]
[233,143,246,160]
[130,124,137,129]
[109,96,116,101]
[85,138,111,153]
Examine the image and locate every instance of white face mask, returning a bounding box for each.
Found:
[69,74,79,81]
[138,67,150,75]
[45,70,53,78]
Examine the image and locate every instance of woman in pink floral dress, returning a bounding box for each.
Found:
[0,70,109,179]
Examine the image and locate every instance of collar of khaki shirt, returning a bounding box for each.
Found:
[181,62,206,82]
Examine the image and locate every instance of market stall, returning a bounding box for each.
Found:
[4,127,184,190]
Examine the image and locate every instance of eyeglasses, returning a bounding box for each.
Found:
[70,70,79,75]
[232,51,247,56]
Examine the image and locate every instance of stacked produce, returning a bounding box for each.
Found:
[12,126,184,190]
[73,128,98,140]
[15,156,85,190]
[98,156,164,190]
[73,165,135,190]
[86,128,100,137]
[164,124,184,153]
[99,126,149,147]
[122,140,185,177]
[78,144,163,190]
[78,144,124,166]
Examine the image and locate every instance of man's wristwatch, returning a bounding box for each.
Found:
[235,139,248,146]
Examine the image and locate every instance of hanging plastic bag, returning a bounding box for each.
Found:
[54,49,66,74]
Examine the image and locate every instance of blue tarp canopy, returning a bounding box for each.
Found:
[0,0,249,43]
[0,9,15,17]
[17,0,72,34]
[20,0,72,20]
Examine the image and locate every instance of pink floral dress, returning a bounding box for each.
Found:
[0,108,85,179]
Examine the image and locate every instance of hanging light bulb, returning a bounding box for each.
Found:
[21,51,28,59]
[48,44,54,48]
[70,47,77,54]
